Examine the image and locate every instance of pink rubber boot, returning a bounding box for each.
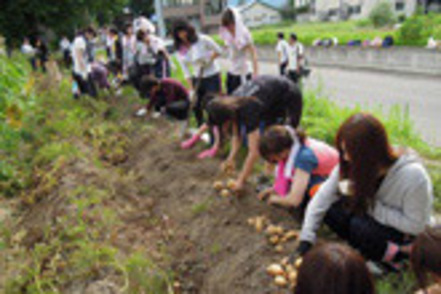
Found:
[197,146,218,159]
[181,134,200,149]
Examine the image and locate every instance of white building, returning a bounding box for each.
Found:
[313,0,417,21]
[238,0,282,28]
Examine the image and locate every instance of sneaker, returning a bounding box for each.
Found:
[136,108,147,117]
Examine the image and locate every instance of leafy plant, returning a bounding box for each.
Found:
[369,1,396,28]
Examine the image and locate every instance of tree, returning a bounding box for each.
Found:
[369,1,396,28]
[281,0,296,20]
[128,0,154,17]
[0,0,127,48]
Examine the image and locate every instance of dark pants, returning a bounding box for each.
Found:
[72,72,97,98]
[131,63,153,94]
[63,50,71,68]
[280,61,288,76]
[226,72,252,95]
[154,55,171,79]
[287,70,301,84]
[165,100,190,121]
[324,199,412,261]
[193,73,221,126]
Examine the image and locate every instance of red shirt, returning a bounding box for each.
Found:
[147,78,189,111]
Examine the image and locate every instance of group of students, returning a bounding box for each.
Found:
[68,17,172,99]
[30,7,439,293]
[128,9,438,294]
[20,37,49,72]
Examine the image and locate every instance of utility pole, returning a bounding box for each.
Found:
[155,0,166,38]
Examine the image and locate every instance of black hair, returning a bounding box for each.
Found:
[206,95,256,127]
[136,30,146,42]
[172,19,198,50]
[259,125,306,161]
[124,23,133,35]
[290,33,298,41]
[109,28,118,35]
[84,26,97,37]
[139,75,160,95]
[277,32,284,39]
[221,8,235,27]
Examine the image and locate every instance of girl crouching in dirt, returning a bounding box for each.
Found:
[295,113,433,271]
[258,125,338,211]
[137,75,190,135]
[206,75,303,192]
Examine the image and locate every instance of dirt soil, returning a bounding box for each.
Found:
[124,121,301,294]
[1,114,302,294]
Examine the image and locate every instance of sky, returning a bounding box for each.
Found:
[227,0,287,8]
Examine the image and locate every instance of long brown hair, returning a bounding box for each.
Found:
[411,226,441,292]
[295,243,375,294]
[206,95,258,127]
[336,113,398,214]
[221,8,235,27]
[259,125,306,161]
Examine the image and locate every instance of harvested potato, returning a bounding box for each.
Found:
[266,264,284,276]
[247,217,256,226]
[295,257,303,269]
[213,181,224,191]
[255,217,265,232]
[226,179,236,189]
[269,235,280,245]
[274,275,288,287]
[265,225,278,235]
[275,245,284,253]
[281,257,289,266]
[286,264,295,274]
[284,230,299,241]
[220,189,230,197]
[288,271,297,283]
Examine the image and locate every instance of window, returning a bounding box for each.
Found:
[205,0,226,16]
[396,2,405,11]
[164,0,198,7]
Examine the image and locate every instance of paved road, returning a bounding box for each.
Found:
[222,60,441,146]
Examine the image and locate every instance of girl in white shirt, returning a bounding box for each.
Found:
[122,24,137,80]
[173,19,223,159]
[219,7,258,94]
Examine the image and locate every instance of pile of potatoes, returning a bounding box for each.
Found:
[212,179,236,198]
[246,217,299,253]
[266,257,303,289]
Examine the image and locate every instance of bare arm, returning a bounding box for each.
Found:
[246,44,259,77]
[236,130,260,187]
[224,122,241,167]
[268,169,311,208]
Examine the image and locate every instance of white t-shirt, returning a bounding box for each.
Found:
[60,39,71,51]
[288,42,304,71]
[136,35,165,65]
[276,39,290,64]
[21,44,35,56]
[227,36,253,76]
[72,36,90,76]
[176,34,222,79]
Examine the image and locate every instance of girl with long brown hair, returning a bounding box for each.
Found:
[295,113,433,269]
[206,75,303,192]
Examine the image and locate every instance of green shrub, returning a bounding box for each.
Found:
[369,1,396,28]
[398,13,441,46]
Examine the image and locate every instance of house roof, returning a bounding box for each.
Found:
[238,0,281,13]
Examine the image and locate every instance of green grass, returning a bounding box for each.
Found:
[213,14,441,47]
[244,20,396,46]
